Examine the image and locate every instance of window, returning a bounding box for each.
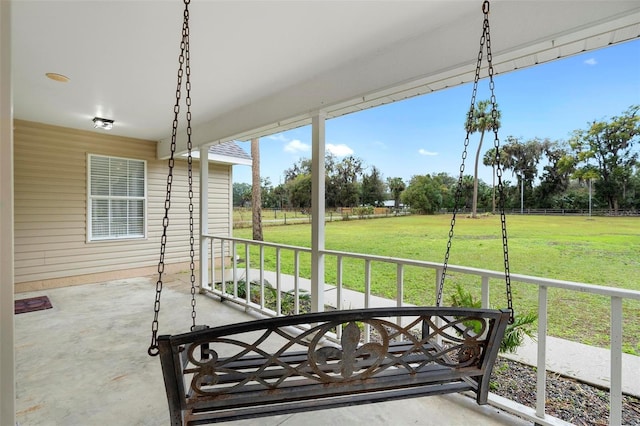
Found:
[88,155,146,240]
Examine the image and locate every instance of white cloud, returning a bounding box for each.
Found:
[268,133,289,142]
[284,139,310,153]
[584,58,597,66]
[326,143,354,157]
[418,149,438,156]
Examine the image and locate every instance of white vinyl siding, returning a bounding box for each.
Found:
[14,120,233,287]
[88,155,146,240]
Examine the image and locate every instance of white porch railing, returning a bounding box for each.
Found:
[202,234,640,426]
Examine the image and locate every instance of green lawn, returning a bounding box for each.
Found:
[234,215,640,354]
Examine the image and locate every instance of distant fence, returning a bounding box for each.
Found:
[233,207,410,228]
[439,208,639,217]
[506,208,638,216]
[234,207,638,228]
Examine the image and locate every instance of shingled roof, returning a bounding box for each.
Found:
[208,141,251,165]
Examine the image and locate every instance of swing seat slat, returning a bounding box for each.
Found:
[158,307,510,425]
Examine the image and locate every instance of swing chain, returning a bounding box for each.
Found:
[437,0,514,324]
[149,0,195,357]
[486,2,514,323]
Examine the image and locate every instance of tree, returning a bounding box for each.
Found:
[569,105,639,212]
[626,168,640,209]
[286,174,312,209]
[482,148,498,213]
[250,138,263,241]
[460,175,475,210]
[361,166,386,206]
[465,100,501,218]
[533,141,574,208]
[402,174,443,214]
[434,172,458,210]
[386,177,406,209]
[260,178,279,209]
[328,155,363,207]
[271,183,288,209]
[283,157,312,182]
[232,182,252,207]
[499,136,546,209]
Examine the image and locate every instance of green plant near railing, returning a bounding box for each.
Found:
[448,283,537,354]
[218,279,311,315]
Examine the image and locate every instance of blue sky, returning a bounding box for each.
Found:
[233,39,640,187]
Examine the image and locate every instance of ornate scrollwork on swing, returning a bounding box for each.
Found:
[166,308,504,400]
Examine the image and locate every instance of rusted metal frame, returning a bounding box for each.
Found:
[188,343,454,388]
[186,314,498,387]
[474,314,509,404]
[158,335,187,425]
[160,307,509,425]
[168,307,504,345]
[186,381,476,425]
[185,366,479,412]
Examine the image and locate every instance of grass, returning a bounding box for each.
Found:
[233,215,640,354]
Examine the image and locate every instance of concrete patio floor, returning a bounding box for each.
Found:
[14,274,533,426]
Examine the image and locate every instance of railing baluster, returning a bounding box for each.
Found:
[336,255,343,310]
[336,255,343,340]
[364,259,371,343]
[481,275,490,309]
[245,244,251,305]
[396,263,404,326]
[220,240,226,295]
[209,238,214,292]
[610,296,623,426]
[276,248,281,316]
[294,250,300,315]
[435,268,443,346]
[232,241,238,298]
[536,285,548,419]
[259,245,265,310]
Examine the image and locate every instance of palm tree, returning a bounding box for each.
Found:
[466,100,501,218]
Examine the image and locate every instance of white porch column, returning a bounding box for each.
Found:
[310,112,326,313]
[199,146,209,292]
[0,1,15,424]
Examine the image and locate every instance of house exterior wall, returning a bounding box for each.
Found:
[14,120,230,291]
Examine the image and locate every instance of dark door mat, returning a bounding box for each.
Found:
[15,296,53,314]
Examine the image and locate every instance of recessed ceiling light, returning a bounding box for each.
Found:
[45,73,70,83]
[93,117,114,130]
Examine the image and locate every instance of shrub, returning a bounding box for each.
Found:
[449,284,537,353]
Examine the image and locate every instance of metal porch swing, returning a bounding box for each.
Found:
[149,1,513,425]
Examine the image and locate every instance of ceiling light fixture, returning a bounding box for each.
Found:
[93,117,114,130]
[45,72,70,83]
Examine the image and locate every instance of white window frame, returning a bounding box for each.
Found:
[87,154,147,241]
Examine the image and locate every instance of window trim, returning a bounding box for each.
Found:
[87,154,148,242]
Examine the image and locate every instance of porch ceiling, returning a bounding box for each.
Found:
[11,1,640,158]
